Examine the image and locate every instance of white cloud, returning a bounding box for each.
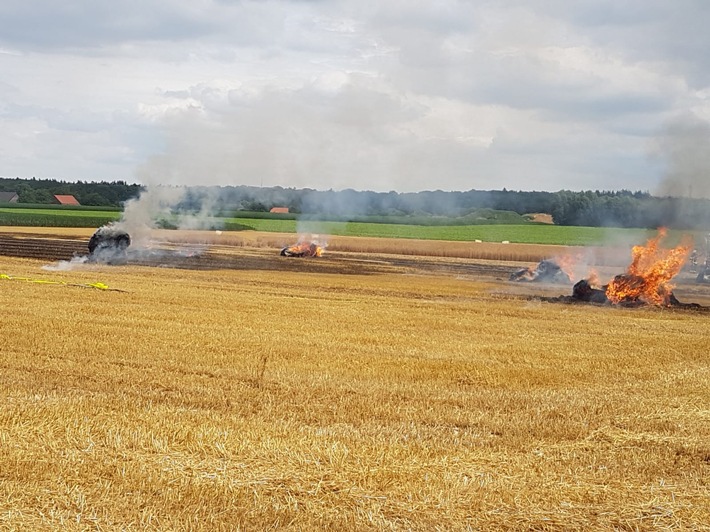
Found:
[0,0,708,193]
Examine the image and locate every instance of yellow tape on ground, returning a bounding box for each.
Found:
[0,274,127,292]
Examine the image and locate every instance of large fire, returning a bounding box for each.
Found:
[605,228,692,305]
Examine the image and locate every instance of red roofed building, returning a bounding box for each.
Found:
[270,207,289,214]
[54,194,80,205]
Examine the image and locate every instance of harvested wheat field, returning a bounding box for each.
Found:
[1,228,710,530]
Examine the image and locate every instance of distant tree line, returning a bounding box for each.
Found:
[0,177,142,207]
[183,186,710,230]
[2,177,710,229]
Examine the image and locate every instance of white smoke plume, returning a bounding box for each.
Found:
[42,255,89,272]
[115,185,225,246]
[654,112,710,199]
[42,185,215,271]
[118,186,185,245]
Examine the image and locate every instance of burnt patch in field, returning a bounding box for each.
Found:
[0,234,87,260]
[0,231,522,279]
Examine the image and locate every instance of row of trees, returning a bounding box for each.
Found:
[184,186,710,229]
[2,177,709,230]
[0,177,142,206]
[547,191,710,229]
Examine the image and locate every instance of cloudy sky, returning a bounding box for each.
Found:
[1,1,709,195]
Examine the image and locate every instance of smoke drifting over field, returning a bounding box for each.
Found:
[654,113,710,200]
[116,186,224,244]
[119,187,182,245]
[132,73,503,195]
[43,256,88,272]
[41,185,219,271]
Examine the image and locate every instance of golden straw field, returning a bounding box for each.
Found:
[1,229,710,530]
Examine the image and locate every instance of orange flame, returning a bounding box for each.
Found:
[605,228,692,305]
[553,253,580,282]
[586,269,600,287]
[281,241,324,257]
[515,266,537,281]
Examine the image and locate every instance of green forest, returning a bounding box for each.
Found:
[1,177,709,230]
[0,177,141,207]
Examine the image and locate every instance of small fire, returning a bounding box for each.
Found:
[509,256,576,283]
[280,235,326,257]
[586,269,601,287]
[553,253,581,282]
[511,265,537,281]
[605,228,692,305]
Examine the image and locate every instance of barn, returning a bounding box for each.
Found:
[0,191,19,203]
[54,194,80,206]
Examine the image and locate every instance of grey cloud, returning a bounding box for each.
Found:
[0,0,366,59]
[0,2,218,50]
[359,1,709,104]
[378,43,671,132]
[162,89,191,99]
[486,128,656,189]
[1,103,114,133]
[3,0,709,194]
[524,0,710,88]
[0,99,161,179]
[0,78,20,99]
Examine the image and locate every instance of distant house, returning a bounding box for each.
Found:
[270,207,289,214]
[53,194,80,206]
[0,191,19,203]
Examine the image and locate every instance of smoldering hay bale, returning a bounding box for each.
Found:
[88,224,131,262]
[509,260,571,283]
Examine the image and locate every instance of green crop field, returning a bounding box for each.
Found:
[0,208,121,218]
[2,206,703,247]
[0,208,120,228]
[228,218,657,246]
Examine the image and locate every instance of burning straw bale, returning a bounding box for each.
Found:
[604,228,691,306]
[545,229,704,309]
[571,279,609,304]
[280,238,325,258]
[555,276,700,308]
